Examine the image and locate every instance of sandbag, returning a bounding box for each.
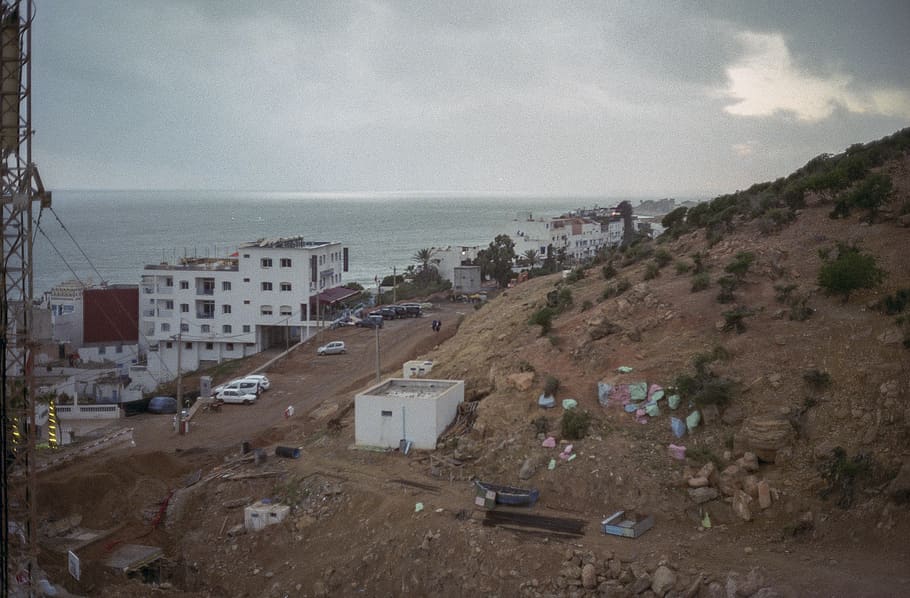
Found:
[629,382,648,402]
[671,417,686,438]
[597,382,612,406]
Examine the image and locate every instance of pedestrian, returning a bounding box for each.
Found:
[436,319,442,333]
[431,319,438,332]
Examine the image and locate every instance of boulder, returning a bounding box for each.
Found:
[718,465,742,497]
[518,457,539,480]
[688,476,711,488]
[688,487,719,504]
[738,416,794,463]
[506,372,535,392]
[758,480,772,509]
[888,458,910,503]
[629,573,652,595]
[737,452,760,473]
[732,490,753,521]
[581,563,597,589]
[588,317,622,341]
[651,565,676,597]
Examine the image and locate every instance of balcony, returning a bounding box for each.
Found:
[196,312,215,319]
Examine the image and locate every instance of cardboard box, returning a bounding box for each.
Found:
[601,510,654,538]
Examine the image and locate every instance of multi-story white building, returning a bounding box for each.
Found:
[431,245,483,284]
[511,215,617,263]
[141,236,348,382]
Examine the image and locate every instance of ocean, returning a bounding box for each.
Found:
[33,190,639,296]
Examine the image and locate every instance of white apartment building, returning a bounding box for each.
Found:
[431,245,483,284]
[512,216,618,263]
[141,237,348,382]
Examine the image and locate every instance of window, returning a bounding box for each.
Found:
[261,282,273,291]
[201,324,210,333]
[222,281,231,291]
[243,278,250,282]
[181,323,189,333]
[243,300,250,305]
[180,304,189,313]
[185,342,193,349]
[164,300,174,310]
[280,258,292,268]
[242,253,250,258]
[226,343,234,351]
[205,342,214,350]
[161,323,170,332]
[280,305,292,316]
[261,258,273,268]
[165,277,173,287]
[165,341,173,349]
[242,325,250,333]
[180,280,189,290]
[381,410,393,417]
[280,282,292,292]
[98,346,106,355]
[222,305,232,314]
[223,324,232,333]
[116,345,123,354]
[261,305,273,316]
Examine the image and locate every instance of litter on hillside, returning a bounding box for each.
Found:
[538,394,556,409]
[561,399,578,410]
[601,510,654,539]
[668,444,686,460]
[616,366,634,374]
[686,410,701,432]
[671,417,687,438]
[542,436,556,448]
[597,382,612,406]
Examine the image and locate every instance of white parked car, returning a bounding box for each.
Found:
[215,389,258,405]
[317,341,346,356]
[213,378,262,396]
[244,374,270,391]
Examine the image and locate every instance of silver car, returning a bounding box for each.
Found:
[317,341,346,355]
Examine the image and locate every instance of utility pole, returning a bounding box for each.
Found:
[392,266,396,304]
[176,329,183,413]
[375,324,380,383]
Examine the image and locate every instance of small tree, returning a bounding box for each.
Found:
[522,249,540,268]
[474,235,517,288]
[818,244,886,301]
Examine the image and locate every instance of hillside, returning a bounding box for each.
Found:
[33,131,910,597]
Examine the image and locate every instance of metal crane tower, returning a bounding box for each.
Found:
[2,0,51,594]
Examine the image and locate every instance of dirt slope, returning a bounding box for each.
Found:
[30,155,910,597]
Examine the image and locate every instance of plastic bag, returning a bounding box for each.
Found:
[597,382,612,406]
[562,398,578,410]
[668,394,681,410]
[538,394,556,409]
[686,410,701,432]
[670,417,686,438]
[630,382,648,402]
[645,402,660,417]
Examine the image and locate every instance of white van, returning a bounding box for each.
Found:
[213,377,262,396]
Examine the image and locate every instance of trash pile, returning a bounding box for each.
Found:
[598,366,702,457]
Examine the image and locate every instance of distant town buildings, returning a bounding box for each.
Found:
[141,236,349,382]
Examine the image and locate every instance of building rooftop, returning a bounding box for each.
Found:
[364,378,461,399]
[239,236,334,250]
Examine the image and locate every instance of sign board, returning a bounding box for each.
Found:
[68,550,80,580]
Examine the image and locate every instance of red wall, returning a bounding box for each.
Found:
[82,288,139,344]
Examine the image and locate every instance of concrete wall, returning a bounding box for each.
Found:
[355,379,464,450]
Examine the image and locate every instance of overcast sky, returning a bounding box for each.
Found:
[30,0,910,197]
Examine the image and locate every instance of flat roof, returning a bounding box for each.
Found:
[362,378,461,399]
[239,236,335,250]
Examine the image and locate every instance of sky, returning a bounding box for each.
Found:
[29,0,910,198]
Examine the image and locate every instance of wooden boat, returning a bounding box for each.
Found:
[474,481,540,506]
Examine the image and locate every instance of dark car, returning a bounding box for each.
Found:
[400,303,422,317]
[147,396,178,414]
[355,315,383,328]
[392,306,408,318]
[378,307,397,320]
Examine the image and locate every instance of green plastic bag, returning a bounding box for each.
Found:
[617,366,633,374]
[668,394,681,410]
[686,410,701,432]
[645,402,660,417]
[562,399,578,410]
[548,459,556,470]
[630,382,648,402]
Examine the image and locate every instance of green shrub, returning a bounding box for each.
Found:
[716,276,737,303]
[725,251,755,279]
[556,287,573,310]
[601,262,617,280]
[565,267,586,284]
[602,278,631,300]
[877,288,910,315]
[542,375,560,396]
[722,306,755,333]
[774,283,797,303]
[674,348,735,409]
[654,248,673,268]
[529,307,556,335]
[691,252,706,274]
[803,369,831,390]
[532,416,549,435]
[560,409,591,440]
[644,262,660,280]
[580,299,593,312]
[818,244,886,301]
[691,272,710,293]
[675,260,692,275]
[789,296,813,321]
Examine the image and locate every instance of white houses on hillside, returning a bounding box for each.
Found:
[511,215,621,263]
[142,236,348,382]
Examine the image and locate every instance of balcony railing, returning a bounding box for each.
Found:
[196,312,215,319]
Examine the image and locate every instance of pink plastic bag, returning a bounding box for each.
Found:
[542,436,556,448]
[668,444,686,460]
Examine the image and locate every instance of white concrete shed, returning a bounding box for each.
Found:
[355,378,464,450]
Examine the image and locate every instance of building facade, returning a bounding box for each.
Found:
[141,236,348,382]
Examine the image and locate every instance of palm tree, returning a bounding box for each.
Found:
[412,248,439,283]
[523,249,539,268]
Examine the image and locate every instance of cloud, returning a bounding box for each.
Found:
[721,32,910,122]
[732,142,755,157]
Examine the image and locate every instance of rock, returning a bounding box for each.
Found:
[740,568,765,595]
[688,476,711,488]
[589,317,622,341]
[701,404,720,425]
[507,372,535,392]
[737,452,760,473]
[697,461,717,481]
[688,487,719,504]
[721,405,745,426]
[767,373,781,388]
[877,327,903,345]
[758,481,772,509]
[719,465,742,496]
[732,490,753,521]
[739,416,794,463]
[629,573,652,594]
[608,559,623,579]
[900,213,910,227]
[519,457,538,480]
[880,379,900,399]
[813,439,839,460]
[888,458,910,503]
[562,564,582,580]
[313,581,328,597]
[650,565,676,597]
[743,475,759,498]
[582,563,597,589]
[227,524,247,536]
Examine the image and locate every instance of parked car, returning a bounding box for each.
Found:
[399,303,423,317]
[215,389,258,405]
[378,307,397,320]
[355,316,382,329]
[244,374,270,391]
[317,341,346,355]
[213,378,262,396]
[147,396,178,414]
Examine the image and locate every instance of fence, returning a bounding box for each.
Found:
[56,404,122,420]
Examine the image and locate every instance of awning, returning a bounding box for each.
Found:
[314,286,360,305]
